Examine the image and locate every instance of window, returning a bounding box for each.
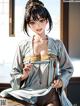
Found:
[0,0,9,36]
[0,0,15,36]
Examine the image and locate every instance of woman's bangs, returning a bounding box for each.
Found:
[31,7,47,21]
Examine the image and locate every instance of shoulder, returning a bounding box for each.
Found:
[48,37,63,55]
[16,38,32,53]
[18,39,31,48]
[48,37,65,55]
[48,37,63,47]
[55,39,64,48]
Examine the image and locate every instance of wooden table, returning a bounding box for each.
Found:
[0,96,31,106]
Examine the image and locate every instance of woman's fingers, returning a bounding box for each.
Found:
[23,64,32,72]
[51,79,63,88]
[21,64,32,81]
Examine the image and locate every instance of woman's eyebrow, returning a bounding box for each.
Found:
[30,18,45,21]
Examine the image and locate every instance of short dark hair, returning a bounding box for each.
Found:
[23,0,53,36]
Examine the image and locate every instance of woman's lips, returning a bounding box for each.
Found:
[36,28,42,32]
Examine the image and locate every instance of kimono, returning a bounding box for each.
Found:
[1,37,73,106]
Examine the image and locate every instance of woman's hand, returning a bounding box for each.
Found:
[20,64,32,81]
[51,79,63,89]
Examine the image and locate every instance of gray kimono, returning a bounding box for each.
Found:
[9,37,73,105]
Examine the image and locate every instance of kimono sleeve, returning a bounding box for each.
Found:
[10,44,23,90]
[57,40,74,90]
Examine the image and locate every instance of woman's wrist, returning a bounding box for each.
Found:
[20,74,27,81]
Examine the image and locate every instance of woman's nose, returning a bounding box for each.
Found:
[36,21,41,27]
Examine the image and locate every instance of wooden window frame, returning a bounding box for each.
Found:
[9,0,15,36]
[60,0,69,52]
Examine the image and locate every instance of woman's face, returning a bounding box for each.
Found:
[28,16,48,36]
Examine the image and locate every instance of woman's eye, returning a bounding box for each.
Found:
[39,19,45,23]
[29,21,35,25]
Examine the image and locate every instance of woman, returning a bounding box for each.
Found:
[10,0,73,106]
